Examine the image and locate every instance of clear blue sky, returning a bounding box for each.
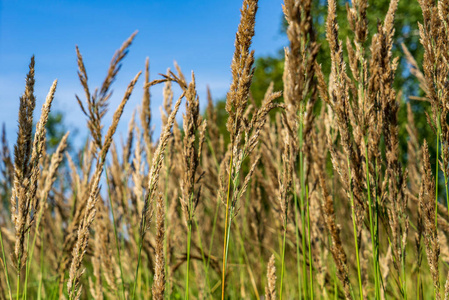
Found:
[0,0,287,146]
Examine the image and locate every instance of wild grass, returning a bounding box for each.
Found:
[2,0,449,299]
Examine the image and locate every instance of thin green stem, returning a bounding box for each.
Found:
[347,156,363,300]
[279,225,287,300]
[22,232,31,300]
[206,199,220,276]
[132,217,146,299]
[224,206,234,294]
[436,115,441,227]
[24,192,56,300]
[293,190,303,299]
[104,166,126,300]
[163,149,171,300]
[16,264,20,300]
[331,234,338,300]
[299,116,308,299]
[402,245,407,299]
[203,138,221,299]
[221,153,233,300]
[185,221,192,300]
[300,175,308,297]
[306,187,313,299]
[365,138,379,299]
[0,223,12,300]
[193,217,212,298]
[417,268,420,300]
[37,234,44,300]
[441,132,449,221]
[235,222,260,299]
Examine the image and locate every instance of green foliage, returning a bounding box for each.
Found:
[45,111,71,152]
[213,100,231,146]
[250,54,285,105]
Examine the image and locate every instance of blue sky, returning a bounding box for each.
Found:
[0,0,287,146]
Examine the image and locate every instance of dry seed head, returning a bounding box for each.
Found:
[37,131,69,222]
[11,56,36,228]
[68,70,140,297]
[226,0,258,145]
[76,31,137,149]
[141,57,152,149]
[421,140,441,299]
[13,76,57,269]
[141,90,183,236]
[265,254,277,300]
[152,193,165,300]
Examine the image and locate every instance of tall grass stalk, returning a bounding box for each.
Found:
[0,225,12,300]
[17,255,22,300]
[37,238,43,300]
[436,113,440,227]
[23,200,50,299]
[347,155,363,300]
[185,194,199,300]
[279,222,287,300]
[221,153,233,300]
[193,217,212,297]
[235,221,260,299]
[22,232,31,299]
[104,166,126,299]
[293,189,304,299]
[299,113,309,299]
[132,220,146,299]
[365,139,380,299]
[185,220,192,300]
[306,187,313,299]
[436,109,449,219]
[203,137,221,296]
[163,150,170,299]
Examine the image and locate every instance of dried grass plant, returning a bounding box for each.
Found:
[2,0,449,299]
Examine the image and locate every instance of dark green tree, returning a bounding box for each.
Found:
[45,111,73,153]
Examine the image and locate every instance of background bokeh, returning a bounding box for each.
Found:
[0,0,287,146]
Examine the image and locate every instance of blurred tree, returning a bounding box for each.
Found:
[250,53,285,104]
[45,111,72,153]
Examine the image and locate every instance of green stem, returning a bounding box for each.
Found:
[441,133,449,220]
[22,232,31,300]
[163,150,170,300]
[0,223,12,300]
[293,190,303,299]
[279,225,287,300]
[185,221,192,300]
[299,116,308,299]
[206,199,220,278]
[402,245,407,299]
[436,125,440,227]
[132,217,146,299]
[104,166,126,300]
[417,268,420,300]
[24,192,56,300]
[365,138,379,299]
[203,138,221,299]
[16,264,20,300]
[193,217,212,298]
[235,222,260,299]
[347,156,363,300]
[306,187,313,299]
[221,153,233,300]
[37,235,44,300]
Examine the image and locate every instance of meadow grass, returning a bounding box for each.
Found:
[2,0,449,299]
